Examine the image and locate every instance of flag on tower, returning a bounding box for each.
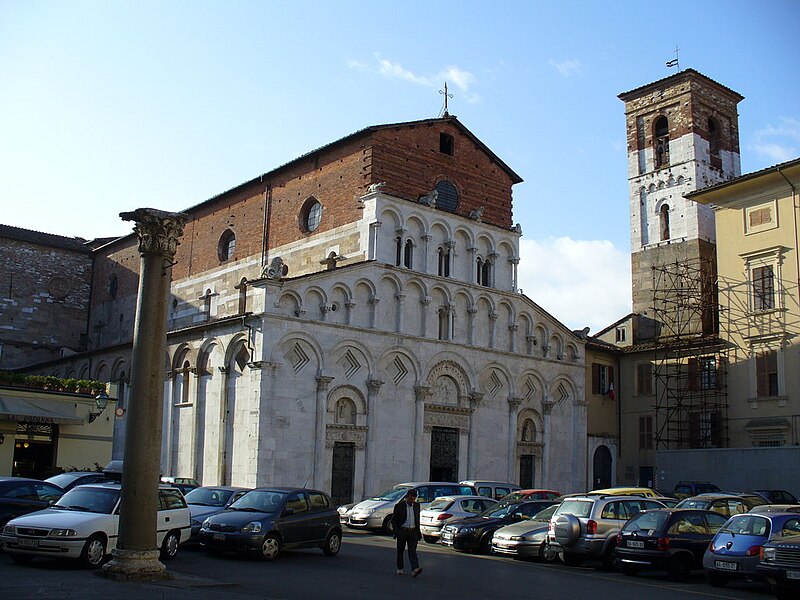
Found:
[666,59,679,67]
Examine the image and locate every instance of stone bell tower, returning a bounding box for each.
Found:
[618,69,743,336]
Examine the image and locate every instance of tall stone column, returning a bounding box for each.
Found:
[467,392,483,478]
[363,379,384,495]
[412,385,431,480]
[507,397,522,482]
[313,375,333,489]
[102,208,187,581]
[541,399,554,488]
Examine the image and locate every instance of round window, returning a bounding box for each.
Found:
[304,199,323,232]
[435,180,460,212]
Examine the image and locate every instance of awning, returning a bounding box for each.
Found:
[0,395,84,425]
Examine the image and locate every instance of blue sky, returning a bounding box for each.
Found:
[2,1,798,332]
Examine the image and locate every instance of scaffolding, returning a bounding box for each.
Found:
[651,257,729,449]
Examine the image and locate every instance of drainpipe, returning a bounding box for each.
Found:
[776,167,799,306]
[261,182,272,270]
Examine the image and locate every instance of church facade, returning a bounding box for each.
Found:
[20,117,587,501]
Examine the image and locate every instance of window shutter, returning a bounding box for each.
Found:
[592,363,600,394]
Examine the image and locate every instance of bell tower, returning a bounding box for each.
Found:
[619,70,743,335]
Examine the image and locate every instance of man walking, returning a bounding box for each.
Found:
[392,488,423,577]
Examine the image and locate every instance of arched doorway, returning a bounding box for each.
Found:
[592,445,612,489]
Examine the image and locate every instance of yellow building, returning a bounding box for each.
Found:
[690,158,800,448]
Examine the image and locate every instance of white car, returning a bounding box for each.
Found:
[0,482,191,568]
[420,495,497,543]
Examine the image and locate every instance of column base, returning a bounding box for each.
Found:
[98,548,171,582]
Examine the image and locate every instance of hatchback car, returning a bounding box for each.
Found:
[441,499,555,553]
[491,503,560,561]
[674,481,721,499]
[45,472,106,492]
[185,486,250,541]
[616,508,728,581]
[703,511,800,587]
[419,495,497,543]
[199,487,341,561]
[0,482,191,567]
[0,477,64,528]
[460,481,521,501]
[675,494,749,517]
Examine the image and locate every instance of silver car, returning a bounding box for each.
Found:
[491,503,559,560]
[420,495,497,543]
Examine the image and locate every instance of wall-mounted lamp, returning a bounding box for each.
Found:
[89,390,110,423]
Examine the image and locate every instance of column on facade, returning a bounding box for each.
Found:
[313,375,334,489]
[420,296,431,338]
[489,251,499,288]
[467,392,484,478]
[508,323,518,353]
[541,398,554,487]
[467,306,477,345]
[507,397,522,482]
[412,385,431,480]
[345,300,355,326]
[368,221,381,261]
[509,256,520,292]
[189,367,200,480]
[162,370,175,475]
[447,301,456,341]
[395,293,405,333]
[467,245,477,283]
[421,233,431,273]
[488,311,498,348]
[573,398,588,491]
[216,366,229,484]
[368,296,380,329]
[363,379,384,494]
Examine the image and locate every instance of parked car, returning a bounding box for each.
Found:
[496,489,561,504]
[199,487,341,561]
[757,534,800,600]
[548,494,666,568]
[0,477,64,528]
[714,491,770,510]
[674,481,721,499]
[491,503,560,561]
[160,477,199,496]
[751,490,799,505]
[440,499,555,553]
[675,494,749,517]
[460,480,521,501]
[587,486,660,498]
[184,486,250,541]
[751,505,800,514]
[652,496,681,508]
[616,507,728,581]
[45,472,106,492]
[703,510,800,587]
[420,495,497,543]
[0,482,191,567]
[346,482,474,534]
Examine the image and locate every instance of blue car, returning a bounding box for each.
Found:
[703,510,800,587]
[184,486,251,541]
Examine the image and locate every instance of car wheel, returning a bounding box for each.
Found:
[160,530,180,561]
[80,534,107,568]
[260,533,281,561]
[705,571,729,587]
[478,534,492,554]
[382,515,394,536]
[600,542,617,571]
[9,554,34,565]
[423,535,437,544]
[322,530,341,556]
[561,552,584,567]
[619,563,640,576]
[667,553,692,582]
[539,540,559,563]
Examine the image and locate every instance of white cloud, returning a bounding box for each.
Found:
[549,58,583,77]
[750,116,800,163]
[517,237,631,334]
[349,56,480,103]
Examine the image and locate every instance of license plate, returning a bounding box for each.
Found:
[212,533,225,542]
[714,560,738,571]
[627,540,644,548]
[495,542,510,549]
[787,570,800,580]
[18,538,39,548]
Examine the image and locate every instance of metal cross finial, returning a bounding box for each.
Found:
[439,82,453,117]
[666,46,681,70]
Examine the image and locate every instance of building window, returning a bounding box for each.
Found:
[639,416,653,450]
[403,239,413,269]
[636,363,653,395]
[752,265,775,311]
[745,201,777,234]
[477,257,492,287]
[302,198,323,232]
[217,229,236,261]
[659,204,670,241]
[395,236,402,266]
[749,429,786,447]
[203,288,212,320]
[654,116,670,168]
[438,246,451,277]
[689,411,722,448]
[591,363,614,395]
[434,180,460,213]
[181,361,191,404]
[439,133,454,156]
[756,349,778,397]
[615,327,626,343]
[700,356,718,390]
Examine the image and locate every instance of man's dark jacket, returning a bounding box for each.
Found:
[392,499,422,539]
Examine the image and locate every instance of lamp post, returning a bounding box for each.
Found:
[101,208,187,581]
[89,390,110,423]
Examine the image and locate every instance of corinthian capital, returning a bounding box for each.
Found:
[121,208,189,258]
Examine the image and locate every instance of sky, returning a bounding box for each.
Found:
[2,1,799,333]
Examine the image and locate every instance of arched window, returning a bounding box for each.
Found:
[438,246,451,277]
[477,257,491,286]
[403,239,413,269]
[395,236,402,266]
[217,229,236,262]
[301,198,323,233]
[660,204,671,241]
[237,278,247,314]
[438,306,451,340]
[181,360,191,404]
[708,117,721,169]
[654,116,670,168]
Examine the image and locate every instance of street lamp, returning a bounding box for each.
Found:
[89,390,110,423]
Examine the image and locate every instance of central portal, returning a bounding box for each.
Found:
[430,426,459,482]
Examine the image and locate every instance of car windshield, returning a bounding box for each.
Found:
[46,473,89,488]
[480,504,518,518]
[426,499,453,511]
[696,484,721,494]
[675,499,710,510]
[185,487,234,507]
[554,500,592,518]
[55,487,119,514]
[621,510,668,533]
[532,504,558,522]
[371,486,411,501]
[229,490,286,512]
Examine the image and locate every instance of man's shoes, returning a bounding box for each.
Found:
[396,569,403,575]
[411,567,423,577]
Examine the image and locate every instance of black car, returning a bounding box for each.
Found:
[440,500,555,553]
[0,477,64,527]
[45,471,106,492]
[751,490,799,505]
[758,534,800,600]
[199,487,342,560]
[616,508,728,581]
